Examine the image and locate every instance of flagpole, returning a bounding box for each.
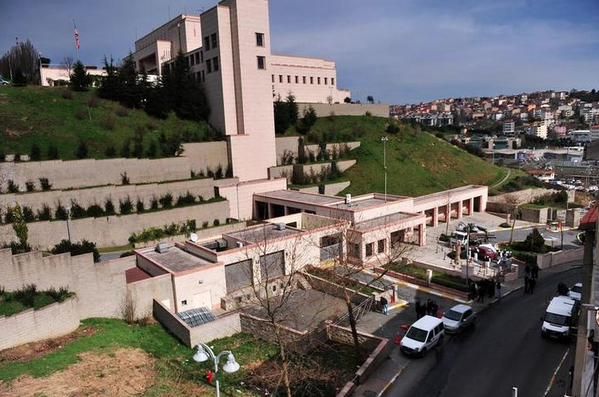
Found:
[73,19,80,61]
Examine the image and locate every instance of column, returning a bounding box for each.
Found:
[468,198,474,215]
[419,223,426,246]
[432,207,439,227]
[446,204,451,222]
[457,201,463,219]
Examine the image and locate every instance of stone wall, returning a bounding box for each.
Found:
[239,312,317,353]
[0,178,217,214]
[303,272,371,305]
[0,298,80,351]
[0,157,192,191]
[298,103,390,118]
[274,136,360,166]
[182,142,229,174]
[520,207,549,224]
[0,200,229,249]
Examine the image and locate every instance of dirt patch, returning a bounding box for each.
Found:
[0,327,97,364]
[0,348,155,397]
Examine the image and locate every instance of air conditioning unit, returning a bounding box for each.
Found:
[155,242,169,254]
[276,223,286,231]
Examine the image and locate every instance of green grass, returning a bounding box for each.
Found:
[0,286,74,317]
[0,86,211,160]
[385,262,470,292]
[287,116,509,197]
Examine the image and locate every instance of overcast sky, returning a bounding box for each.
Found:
[1,0,598,104]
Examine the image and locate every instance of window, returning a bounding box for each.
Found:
[200,51,204,63]
[317,77,321,85]
[211,33,218,49]
[181,300,188,306]
[190,56,195,66]
[272,74,275,83]
[279,75,283,83]
[302,76,306,84]
[332,77,335,86]
[213,57,219,72]
[348,243,360,258]
[310,76,314,84]
[207,59,212,73]
[295,76,299,84]
[257,56,266,70]
[377,239,385,254]
[204,36,210,51]
[324,77,328,85]
[287,75,291,83]
[201,70,205,82]
[365,242,374,257]
[256,32,265,47]
[195,52,200,64]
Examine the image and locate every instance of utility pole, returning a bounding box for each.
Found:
[381,136,389,202]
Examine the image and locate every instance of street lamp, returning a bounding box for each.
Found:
[65,206,72,243]
[193,343,240,397]
[381,136,389,202]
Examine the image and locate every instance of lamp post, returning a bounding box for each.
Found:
[193,343,240,397]
[65,206,72,243]
[381,136,389,202]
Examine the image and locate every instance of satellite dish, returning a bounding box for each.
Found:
[190,233,199,243]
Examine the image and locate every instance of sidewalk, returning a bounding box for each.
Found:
[351,261,581,397]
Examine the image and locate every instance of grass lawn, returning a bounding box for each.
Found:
[0,86,211,160]
[385,262,470,292]
[0,318,361,396]
[0,286,74,317]
[285,116,509,197]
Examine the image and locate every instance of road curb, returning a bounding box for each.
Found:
[378,366,405,397]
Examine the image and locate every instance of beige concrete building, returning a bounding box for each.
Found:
[40,64,106,87]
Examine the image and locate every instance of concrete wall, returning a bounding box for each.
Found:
[240,312,314,353]
[0,201,229,249]
[274,136,360,166]
[127,274,173,319]
[218,178,287,220]
[298,103,390,118]
[0,298,80,350]
[0,178,217,215]
[537,247,584,269]
[153,300,241,347]
[182,142,229,174]
[296,181,350,196]
[520,207,549,224]
[0,157,192,191]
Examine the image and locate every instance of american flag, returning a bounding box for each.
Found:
[73,24,80,49]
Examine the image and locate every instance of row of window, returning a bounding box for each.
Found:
[206,56,219,74]
[349,239,386,259]
[204,33,218,51]
[188,51,204,67]
[272,74,335,86]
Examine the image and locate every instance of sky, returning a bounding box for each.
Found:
[1,0,598,104]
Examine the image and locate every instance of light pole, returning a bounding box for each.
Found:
[65,206,72,243]
[381,136,389,202]
[193,343,240,397]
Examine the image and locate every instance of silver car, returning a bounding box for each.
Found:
[441,304,476,333]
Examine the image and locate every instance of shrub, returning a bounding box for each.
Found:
[36,204,52,221]
[136,199,145,213]
[74,109,87,120]
[215,165,224,179]
[39,177,52,191]
[75,141,89,159]
[69,201,86,219]
[51,239,100,262]
[13,284,38,307]
[100,114,116,130]
[176,191,196,207]
[25,181,35,192]
[104,199,116,216]
[159,193,173,208]
[7,180,19,193]
[22,206,35,222]
[119,196,134,214]
[105,145,117,158]
[115,106,129,117]
[365,111,372,117]
[86,204,105,218]
[30,144,41,161]
[55,203,68,220]
[121,172,130,185]
[150,197,159,210]
[120,140,131,158]
[146,140,158,158]
[202,221,209,229]
[213,219,220,227]
[47,145,59,160]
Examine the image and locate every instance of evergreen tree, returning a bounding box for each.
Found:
[70,60,91,91]
[118,54,141,108]
[75,141,88,159]
[274,95,290,134]
[30,143,41,161]
[12,68,27,86]
[47,145,59,160]
[286,94,298,125]
[98,56,119,101]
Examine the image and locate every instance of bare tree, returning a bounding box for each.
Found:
[0,39,40,83]
[503,194,520,245]
[62,56,74,76]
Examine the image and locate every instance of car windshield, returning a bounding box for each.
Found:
[571,285,582,293]
[444,309,463,321]
[406,327,428,342]
[545,312,569,326]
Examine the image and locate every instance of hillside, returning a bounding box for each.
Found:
[0,86,212,160]
[290,116,508,197]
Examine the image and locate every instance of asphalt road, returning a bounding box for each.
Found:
[387,267,582,397]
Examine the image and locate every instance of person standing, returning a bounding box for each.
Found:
[495,279,502,300]
[380,296,389,315]
[531,264,539,280]
[477,282,485,303]
[524,275,530,294]
[529,277,536,294]
[426,299,433,315]
[415,300,422,319]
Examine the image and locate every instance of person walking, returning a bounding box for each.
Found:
[431,300,439,317]
[495,279,502,300]
[524,275,530,294]
[415,300,422,319]
[477,282,485,303]
[531,264,539,280]
[426,299,434,315]
[380,296,389,315]
[529,277,536,294]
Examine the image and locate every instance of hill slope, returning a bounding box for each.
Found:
[291,116,507,197]
[0,86,211,160]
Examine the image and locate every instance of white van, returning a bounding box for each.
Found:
[400,315,444,356]
[541,296,578,339]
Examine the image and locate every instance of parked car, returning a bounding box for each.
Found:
[0,78,9,86]
[441,304,476,333]
[568,283,582,302]
[541,295,578,340]
[400,315,444,356]
[477,244,498,261]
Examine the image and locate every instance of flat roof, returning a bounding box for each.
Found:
[143,246,215,273]
[353,212,420,231]
[256,190,341,205]
[226,223,301,244]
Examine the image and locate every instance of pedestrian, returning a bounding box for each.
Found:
[426,299,433,315]
[525,264,531,277]
[529,277,536,294]
[487,279,494,298]
[415,300,422,319]
[531,265,539,280]
[477,282,485,303]
[418,302,426,319]
[495,280,502,300]
[431,300,439,317]
[380,296,389,315]
[524,275,530,294]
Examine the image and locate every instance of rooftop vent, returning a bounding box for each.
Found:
[276,223,286,231]
[155,242,169,254]
[345,194,352,206]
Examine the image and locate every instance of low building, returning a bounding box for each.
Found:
[39,64,106,87]
[503,121,515,135]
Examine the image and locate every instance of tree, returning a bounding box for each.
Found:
[162,52,210,120]
[51,239,100,263]
[29,143,41,161]
[75,141,88,159]
[286,94,298,125]
[10,205,30,253]
[98,56,119,101]
[274,95,290,134]
[62,56,74,76]
[12,68,27,86]
[367,95,374,104]
[344,97,352,104]
[0,40,41,84]
[70,60,91,91]
[296,106,317,134]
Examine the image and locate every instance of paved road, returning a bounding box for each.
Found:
[387,267,581,397]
